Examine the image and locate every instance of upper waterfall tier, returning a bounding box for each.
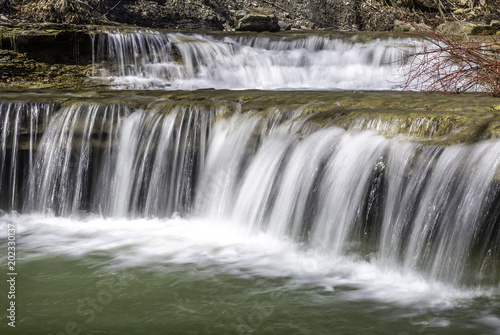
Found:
[92,31,416,90]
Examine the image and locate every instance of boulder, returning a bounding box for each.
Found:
[416,23,432,31]
[393,20,415,32]
[235,10,248,21]
[278,20,291,31]
[235,8,280,32]
[437,21,477,35]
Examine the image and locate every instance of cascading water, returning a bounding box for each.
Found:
[93,31,415,90]
[0,101,54,210]
[2,94,500,291]
[2,29,500,334]
[193,106,500,287]
[12,101,215,218]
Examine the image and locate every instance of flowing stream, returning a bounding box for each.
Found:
[92,31,415,90]
[1,31,500,334]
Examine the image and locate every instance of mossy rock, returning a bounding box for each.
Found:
[1,90,500,146]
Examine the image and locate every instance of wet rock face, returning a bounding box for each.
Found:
[2,90,500,146]
[1,30,93,65]
[0,48,95,90]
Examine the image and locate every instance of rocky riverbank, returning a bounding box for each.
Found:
[0,0,498,32]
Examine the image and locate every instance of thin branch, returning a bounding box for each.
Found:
[401,25,500,96]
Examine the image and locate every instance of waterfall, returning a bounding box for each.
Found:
[4,25,500,333]
[193,106,500,286]
[93,31,415,90]
[23,103,130,216]
[99,103,215,218]
[0,101,54,210]
[1,95,500,287]
[17,101,216,218]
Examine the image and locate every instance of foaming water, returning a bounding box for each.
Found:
[0,213,490,308]
[93,31,415,90]
[196,110,500,287]
[1,96,500,314]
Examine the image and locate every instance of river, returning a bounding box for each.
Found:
[1,30,500,334]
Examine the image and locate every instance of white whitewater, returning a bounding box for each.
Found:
[0,97,499,326]
[23,103,130,216]
[20,102,216,218]
[1,99,499,288]
[0,102,53,210]
[93,31,415,90]
[1,100,500,289]
[195,108,500,286]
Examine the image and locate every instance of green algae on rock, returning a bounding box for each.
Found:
[2,90,500,149]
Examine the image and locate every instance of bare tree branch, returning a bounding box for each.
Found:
[401,25,500,96]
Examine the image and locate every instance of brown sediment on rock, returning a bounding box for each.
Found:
[1,90,500,146]
[0,48,106,90]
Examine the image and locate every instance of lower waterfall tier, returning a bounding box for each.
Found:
[1,90,500,286]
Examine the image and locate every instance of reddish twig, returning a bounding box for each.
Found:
[401,25,500,96]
